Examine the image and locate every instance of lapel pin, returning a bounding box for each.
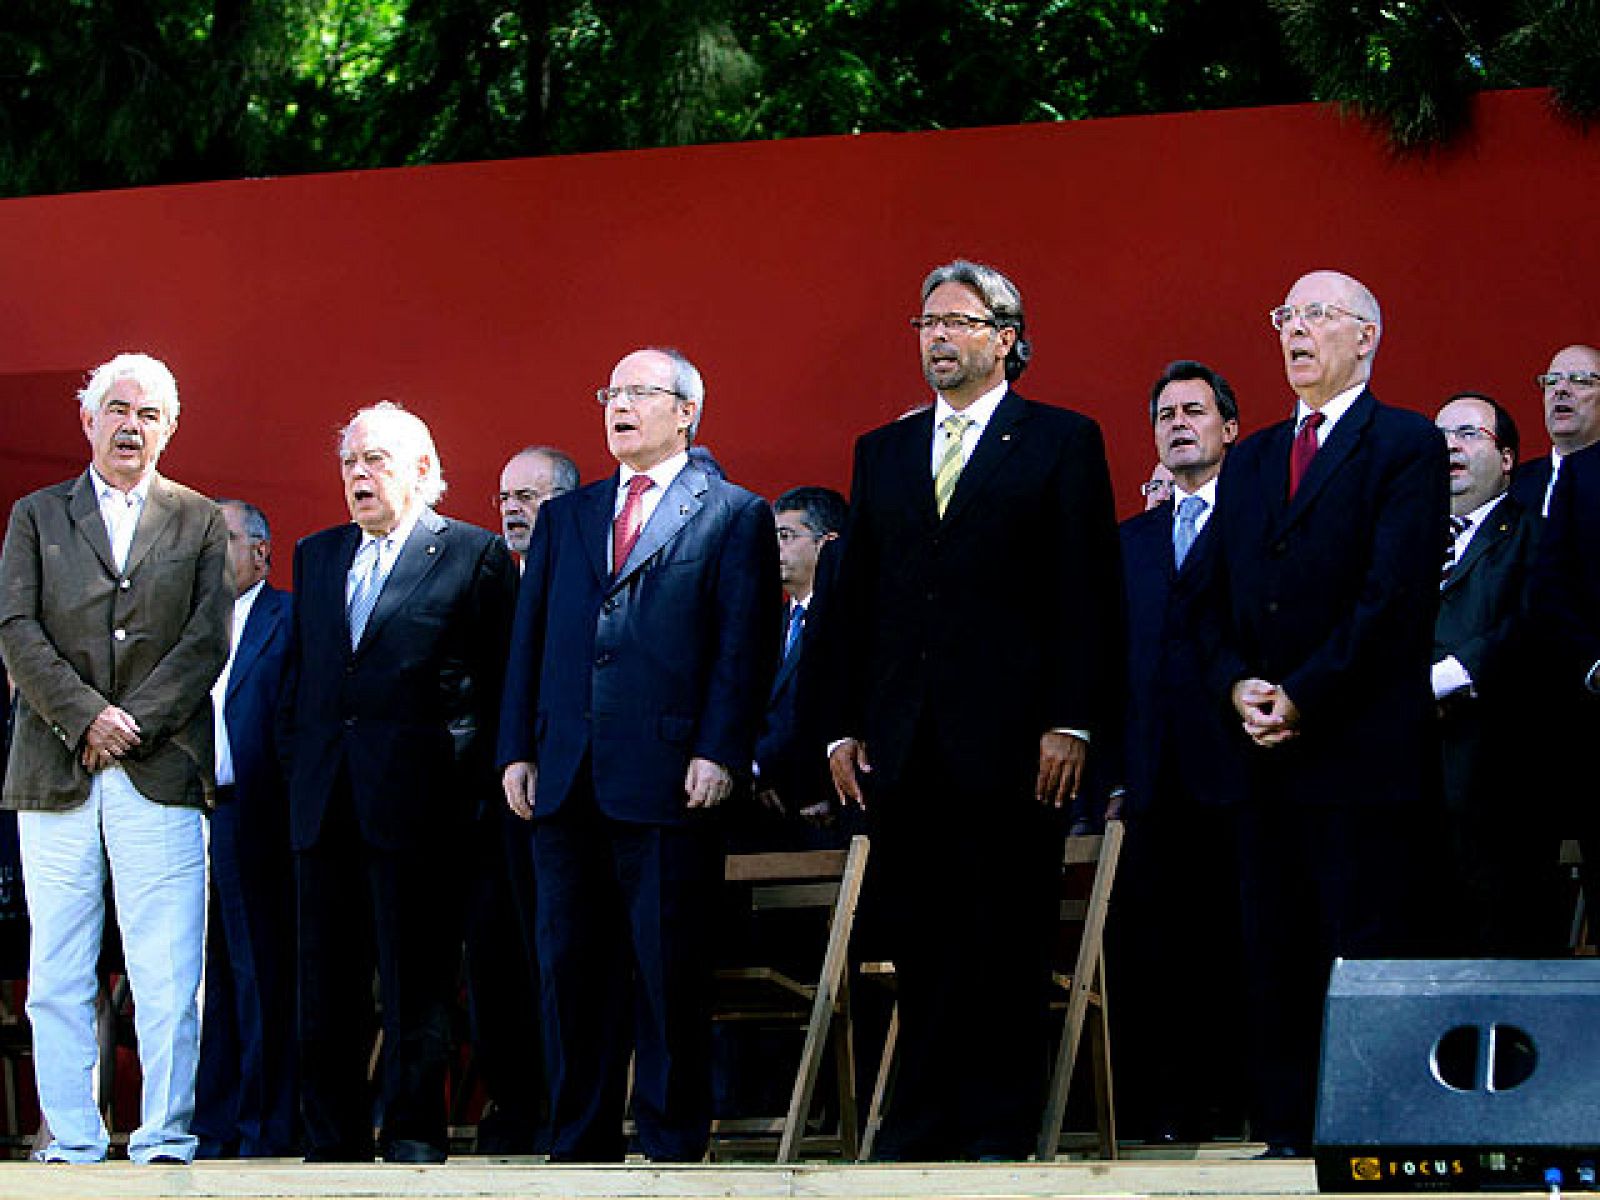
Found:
[427,545,437,554]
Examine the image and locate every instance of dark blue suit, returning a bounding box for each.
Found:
[1205,387,1448,1148]
[498,460,780,1161]
[287,509,517,1160]
[194,583,298,1156]
[1508,453,1554,517]
[1108,498,1247,1139]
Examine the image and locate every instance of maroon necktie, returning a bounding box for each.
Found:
[1288,411,1325,499]
[612,474,653,573]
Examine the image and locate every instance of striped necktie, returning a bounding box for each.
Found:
[1173,494,1207,569]
[347,538,385,649]
[934,414,973,518]
[1440,515,1471,587]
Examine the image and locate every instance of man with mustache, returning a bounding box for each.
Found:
[1204,270,1449,1157]
[1509,344,1600,518]
[497,447,579,563]
[285,402,517,1163]
[0,353,231,1164]
[819,259,1122,1159]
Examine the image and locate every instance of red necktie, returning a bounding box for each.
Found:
[1288,411,1325,498]
[612,474,653,574]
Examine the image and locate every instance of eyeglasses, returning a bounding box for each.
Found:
[1535,371,1600,389]
[1139,479,1173,497]
[909,312,998,334]
[595,384,683,406]
[1437,424,1498,446]
[1268,302,1374,332]
[775,527,823,545]
[495,487,564,509]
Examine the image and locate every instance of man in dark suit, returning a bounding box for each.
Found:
[1508,344,1600,517]
[744,485,847,848]
[498,347,780,1163]
[1206,271,1449,1157]
[0,353,231,1164]
[286,402,517,1164]
[1107,360,1246,1144]
[1431,394,1561,955]
[192,499,298,1157]
[1529,438,1600,926]
[821,259,1122,1160]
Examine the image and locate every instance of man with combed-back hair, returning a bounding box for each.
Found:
[818,259,1123,1160]
[285,401,517,1164]
[0,352,231,1164]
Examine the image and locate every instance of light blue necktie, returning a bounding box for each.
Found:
[1173,494,1206,569]
[347,539,385,649]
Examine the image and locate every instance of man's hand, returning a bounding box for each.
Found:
[80,745,116,773]
[502,761,537,820]
[1037,730,1087,808]
[1232,678,1301,747]
[799,799,835,829]
[685,757,733,809]
[828,738,872,810]
[756,786,788,817]
[84,704,141,760]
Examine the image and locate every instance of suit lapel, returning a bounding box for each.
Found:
[892,408,939,531]
[613,464,709,589]
[356,509,447,653]
[940,390,1027,526]
[67,472,119,578]
[227,586,283,700]
[123,474,175,576]
[1275,390,1375,535]
[770,605,803,698]
[1445,500,1512,590]
[582,477,619,584]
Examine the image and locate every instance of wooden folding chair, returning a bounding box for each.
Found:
[709,833,869,1162]
[856,821,1124,1162]
[1036,818,1124,1160]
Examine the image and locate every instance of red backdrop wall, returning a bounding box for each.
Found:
[1,88,1596,586]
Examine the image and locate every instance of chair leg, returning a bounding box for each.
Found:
[1088,987,1117,1159]
[858,1001,898,1162]
[832,976,859,1160]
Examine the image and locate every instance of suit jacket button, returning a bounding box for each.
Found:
[597,651,614,667]
[344,717,356,727]
[1266,601,1279,615]
[118,578,131,591]
[113,628,127,641]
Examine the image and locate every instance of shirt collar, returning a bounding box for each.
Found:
[89,464,154,506]
[360,505,424,554]
[933,381,1008,434]
[1171,475,1219,510]
[1296,381,1365,434]
[1461,490,1507,529]
[619,449,689,496]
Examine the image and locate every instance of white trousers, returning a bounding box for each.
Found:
[20,767,206,1163]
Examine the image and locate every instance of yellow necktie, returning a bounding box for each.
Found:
[934,414,973,518]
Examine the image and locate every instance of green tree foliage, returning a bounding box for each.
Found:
[1273,0,1600,149]
[0,1,1591,196]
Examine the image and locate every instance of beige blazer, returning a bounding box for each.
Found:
[0,471,231,811]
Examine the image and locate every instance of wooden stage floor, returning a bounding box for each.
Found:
[0,1149,1538,1200]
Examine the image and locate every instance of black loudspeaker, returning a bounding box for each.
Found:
[1315,959,1600,1191]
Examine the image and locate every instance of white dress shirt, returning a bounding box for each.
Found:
[212,579,265,787]
[89,465,152,573]
[612,450,689,572]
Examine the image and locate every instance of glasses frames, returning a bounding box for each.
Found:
[1269,302,1374,332]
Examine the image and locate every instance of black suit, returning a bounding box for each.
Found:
[1108,498,1246,1139]
[286,510,517,1160]
[1205,388,1448,1148]
[1530,441,1600,917]
[1434,494,1562,954]
[820,388,1122,1159]
[1508,453,1554,517]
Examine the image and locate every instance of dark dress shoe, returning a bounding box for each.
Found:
[304,1144,375,1163]
[1256,1143,1305,1159]
[144,1155,192,1165]
[382,1139,447,1164]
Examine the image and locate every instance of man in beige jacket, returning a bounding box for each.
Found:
[0,352,230,1164]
